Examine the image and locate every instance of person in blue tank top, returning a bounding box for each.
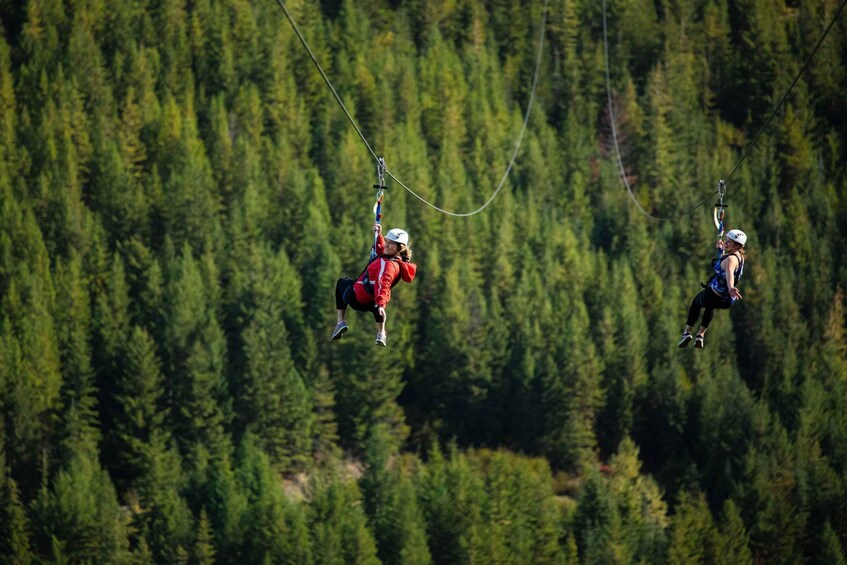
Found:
[678,229,747,349]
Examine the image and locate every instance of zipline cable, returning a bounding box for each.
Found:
[601,0,847,220]
[602,0,717,221]
[272,0,380,164]
[273,0,548,218]
[387,0,548,217]
[724,0,847,183]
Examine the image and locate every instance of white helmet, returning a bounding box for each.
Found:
[385,228,409,246]
[726,229,747,246]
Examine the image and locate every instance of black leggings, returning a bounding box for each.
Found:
[686,288,731,329]
[335,278,384,322]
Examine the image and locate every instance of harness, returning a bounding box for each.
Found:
[702,251,744,297]
[356,255,402,295]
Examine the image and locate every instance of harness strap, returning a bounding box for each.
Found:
[356,256,401,295]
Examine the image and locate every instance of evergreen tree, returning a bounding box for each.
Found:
[235,434,313,564]
[91,250,133,447]
[164,244,231,465]
[542,297,604,471]
[53,253,100,463]
[667,491,717,565]
[30,454,132,563]
[596,260,648,456]
[0,451,34,565]
[193,508,216,565]
[233,244,312,471]
[0,194,62,495]
[360,425,431,565]
[606,438,669,563]
[109,325,168,488]
[135,433,194,564]
[309,468,380,565]
[416,443,484,565]
[572,470,627,564]
[816,521,847,565]
[0,33,17,185]
[713,499,753,565]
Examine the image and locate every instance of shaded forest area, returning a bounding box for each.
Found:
[1,0,846,562]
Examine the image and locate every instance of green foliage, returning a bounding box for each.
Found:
[53,253,100,462]
[233,244,313,470]
[164,244,231,465]
[0,453,35,565]
[1,0,846,561]
[30,454,131,563]
[360,426,431,565]
[667,491,717,565]
[713,499,752,565]
[134,434,194,564]
[235,434,313,564]
[308,467,380,565]
[108,325,168,488]
[193,508,216,565]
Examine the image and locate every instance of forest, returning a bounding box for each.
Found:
[1,0,846,563]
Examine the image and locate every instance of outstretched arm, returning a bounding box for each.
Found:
[724,255,742,300]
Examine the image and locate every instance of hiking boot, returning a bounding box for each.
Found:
[678,331,693,348]
[694,334,705,349]
[331,321,348,341]
[375,330,387,346]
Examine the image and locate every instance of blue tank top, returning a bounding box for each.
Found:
[710,252,744,296]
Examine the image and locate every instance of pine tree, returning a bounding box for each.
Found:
[416,443,484,565]
[667,491,717,565]
[816,521,847,565]
[0,33,18,185]
[109,325,168,488]
[596,260,648,456]
[713,499,752,565]
[91,251,133,473]
[233,244,312,471]
[236,435,313,564]
[0,195,62,496]
[135,433,194,564]
[695,369,757,505]
[572,470,626,564]
[542,297,604,471]
[606,438,669,563]
[164,244,231,465]
[157,93,222,252]
[53,253,100,463]
[0,451,35,565]
[360,425,431,565]
[193,508,216,565]
[747,425,808,564]
[311,366,341,463]
[308,468,380,565]
[470,450,564,564]
[30,454,132,563]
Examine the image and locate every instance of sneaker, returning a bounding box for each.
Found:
[331,321,348,341]
[694,334,704,349]
[678,331,693,348]
[375,330,387,346]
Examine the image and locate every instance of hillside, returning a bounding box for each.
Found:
[1,0,846,562]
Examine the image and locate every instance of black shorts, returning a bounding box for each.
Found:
[335,277,384,322]
[695,288,732,310]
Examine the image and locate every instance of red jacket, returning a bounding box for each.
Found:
[353,235,417,307]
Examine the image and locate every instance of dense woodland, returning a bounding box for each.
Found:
[1,0,846,562]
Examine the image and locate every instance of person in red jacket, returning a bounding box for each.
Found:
[332,223,417,346]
